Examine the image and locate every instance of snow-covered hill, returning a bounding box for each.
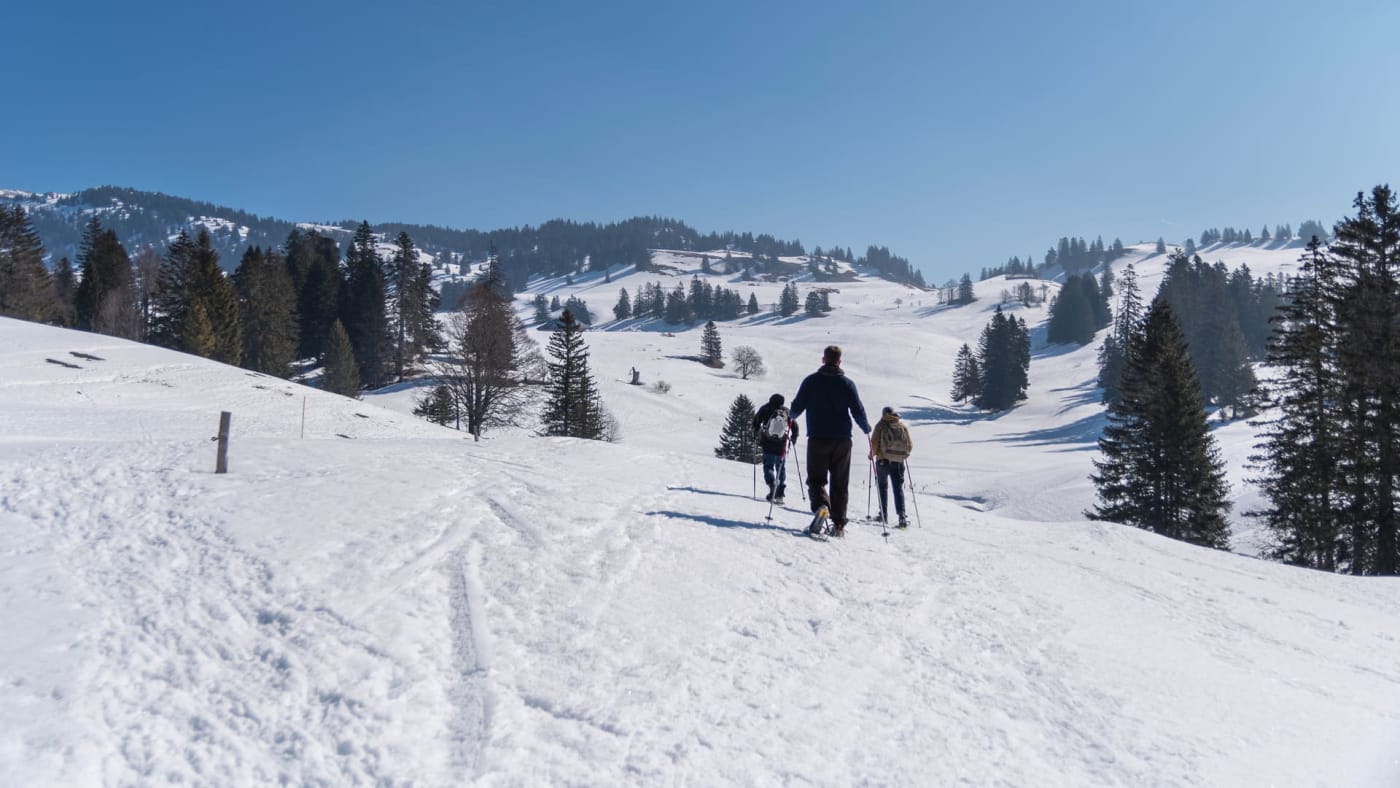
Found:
[4,238,1400,785]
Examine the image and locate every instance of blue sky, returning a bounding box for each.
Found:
[6,0,1398,281]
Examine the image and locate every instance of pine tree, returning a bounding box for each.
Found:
[542,310,605,439]
[957,273,976,305]
[234,246,299,377]
[341,222,391,387]
[1156,237,1167,254]
[0,205,58,322]
[614,288,632,320]
[182,299,216,358]
[715,394,761,463]
[52,256,76,326]
[974,306,1029,411]
[1251,238,1344,569]
[1325,186,1400,574]
[74,217,136,336]
[1047,275,1097,345]
[387,231,439,380]
[951,343,982,403]
[804,290,825,317]
[747,292,760,315]
[321,319,361,397]
[779,282,800,317]
[414,383,457,426]
[665,284,690,324]
[184,229,242,364]
[701,320,723,367]
[286,229,342,361]
[1089,299,1230,548]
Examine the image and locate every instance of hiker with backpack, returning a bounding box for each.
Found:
[753,393,799,504]
[869,406,913,528]
[791,345,871,538]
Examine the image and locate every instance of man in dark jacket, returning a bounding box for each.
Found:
[790,345,871,537]
[752,393,799,504]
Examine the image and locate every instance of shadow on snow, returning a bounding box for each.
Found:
[646,509,802,535]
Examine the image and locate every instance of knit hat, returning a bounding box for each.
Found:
[882,406,896,416]
[770,393,785,407]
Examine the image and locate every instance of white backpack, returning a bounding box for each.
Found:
[761,408,789,442]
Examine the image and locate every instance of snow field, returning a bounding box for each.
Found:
[2,240,1398,785]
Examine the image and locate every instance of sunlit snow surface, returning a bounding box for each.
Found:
[2,242,1398,785]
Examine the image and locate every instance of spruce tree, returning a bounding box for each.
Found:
[1325,186,1400,574]
[542,309,604,439]
[701,320,723,367]
[387,231,439,380]
[0,205,58,322]
[951,343,982,403]
[1047,275,1096,345]
[182,300,217,358]
[322,319,361,397]
[957,273,976,305]
[414,383,457,426]
[747,292,760,315]
[186,229,242,364]
[614,288,632,320]
[287,229,342,361]
[341,222,391,387]
[1089,299,1230,548]
[974,306,1029,411]
[74,218,136,336]
[715,394,761,462]
[52,256,76,326]
[1250,238,1344,569]
[234,246,299,377]
[779,282,800,317]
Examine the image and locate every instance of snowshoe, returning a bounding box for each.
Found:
[808,507,831,540]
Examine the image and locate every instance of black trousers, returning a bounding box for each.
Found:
[806,436,853,524]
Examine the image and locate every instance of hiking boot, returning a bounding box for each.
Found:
[774,496,785,506]
[831,522,846,538]
[896,515,910,529]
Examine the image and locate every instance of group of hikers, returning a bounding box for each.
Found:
[750,345,914,538]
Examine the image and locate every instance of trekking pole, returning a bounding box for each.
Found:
[905,463,923,528]
[866,458,873,521]
[752,460,757,500]
[792,444,807,502]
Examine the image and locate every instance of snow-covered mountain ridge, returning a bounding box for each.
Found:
[3,237,1399,784]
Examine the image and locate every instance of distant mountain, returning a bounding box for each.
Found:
[0,185,925,289]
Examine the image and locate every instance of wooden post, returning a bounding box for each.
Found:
[216,411,231,474]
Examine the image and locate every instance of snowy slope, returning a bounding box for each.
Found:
[4,240,1400,785]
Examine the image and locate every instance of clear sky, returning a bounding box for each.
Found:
[6,0,1398,282]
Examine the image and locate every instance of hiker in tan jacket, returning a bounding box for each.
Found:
[868,406,913,528]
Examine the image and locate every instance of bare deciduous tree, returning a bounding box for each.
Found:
[732,345,766,380]
[431,280,539,439]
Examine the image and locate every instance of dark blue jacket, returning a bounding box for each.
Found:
[790,365,871,439]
